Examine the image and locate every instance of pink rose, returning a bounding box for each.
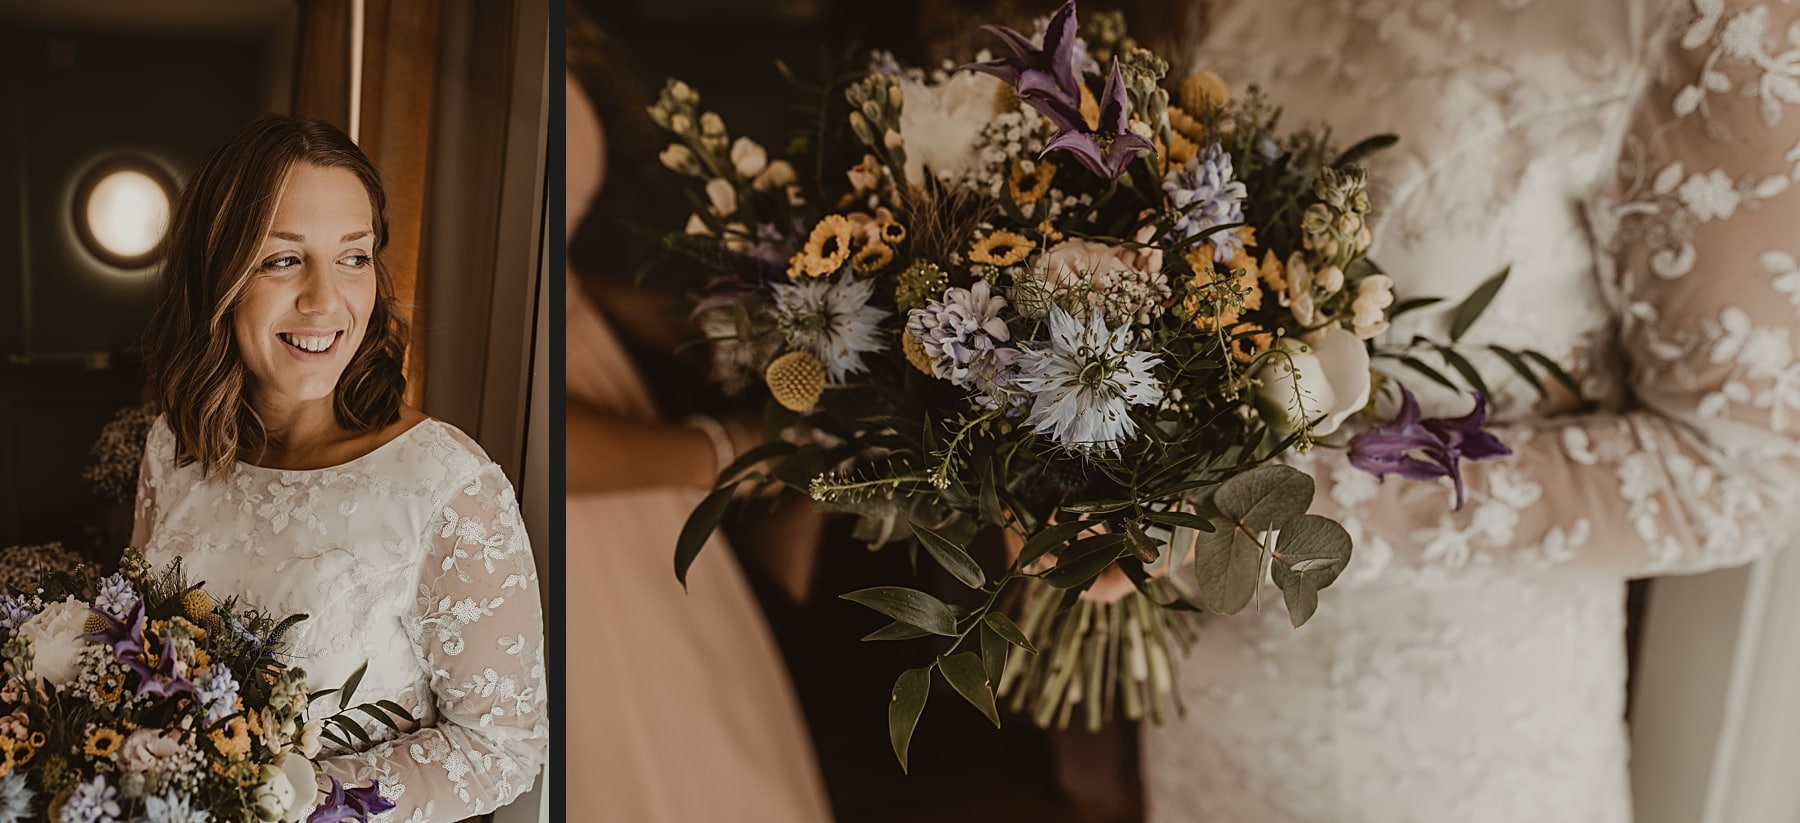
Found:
[118,729,187,773]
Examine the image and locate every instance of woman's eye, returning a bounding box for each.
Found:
[341,254,373,269]
[260,255,301,271]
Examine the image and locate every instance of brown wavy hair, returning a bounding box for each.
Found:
[141,116,408,476]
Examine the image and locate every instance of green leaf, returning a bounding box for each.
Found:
[1433,345,1490,401]
[1214,465,1314,531]
[980,621,1009,686]
[1058,498,1135,514]
[888,667,931,773]
[983,610,1040,654]
[1488,346,1547,397]
[1282,584,1320,627]
[1268,514,1353,592]
[333,715,374,746]
[939,652,1001,727]
[353,704,402,732]
[1015,519,1095,568]
[1189,519,1264,614]
[1521,349,1584,400]
[375,700,415,723]
[1397,355,1460,392]
[1045,534,1128,589]
[1140,510,1217,533]
[841,587,958,636]
[910,519,985,589]
[675,484,737,589]
[715,441,797,486]
[863,621,934,642]
[978,462,1004,526]
[1333,133,1399,166]
[338,661,368,712]
[1449,265,1510,342]
[1122,519,1160,563]
[1388,296,1444,319]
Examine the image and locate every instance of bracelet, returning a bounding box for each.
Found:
[683,414,736,480]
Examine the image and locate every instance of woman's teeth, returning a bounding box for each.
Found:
[280,332,336,353]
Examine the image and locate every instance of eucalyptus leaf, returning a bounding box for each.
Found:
[1190,521,1263,614]
[910,519,986,589]
[1214,465,1313,531]
[940,652,1001,727]
[863,621,934,642]
[983,610,1040,654]
[842,587,958,636]
[888,667,930,773]
[1282,583,1320,627]
[1449,265,1510,342]
[675,484,736,589]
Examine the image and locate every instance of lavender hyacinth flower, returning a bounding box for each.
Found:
[907,280,1022,407]
[0,597,35,641]
[194,666,240,726]
[94,574,138,621]
[1348,386,1512,511]
[1016,306,1163,452]
[1163,143,1248,262]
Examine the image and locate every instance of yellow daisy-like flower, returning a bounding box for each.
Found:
[795,215,855,278]
[1236,226,1257,249]
[208,717,252,758]
[1179,71,1230,112]
[1227,248,1264,311]
[1259,249,1287,292]
[1079,84,1101,130]
[97,672,124,705]
[1036,219,1064,243]
[245,708,264,737]
[1227,322,1273,364]
[852,242,895,274]
[84,728,123,758]
[968,230,1034,267]
[0,739,17,778]
[1164,130,1199,170]
[1008,158,1057,207]
[881,220,907,244]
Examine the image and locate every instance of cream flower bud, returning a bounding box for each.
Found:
[669,113,694,136]
[883,129,904,149]
[1355,225,1373,252]
[1318,266,1345,295]
[754,159,798,191]
[705,178,737,217]
[1129,119,1155,141]
[671,80,698,105]
[729,137,768,178]
[722,222,752,253]
[1336,212,1363,236]
[684,213,713,236]
[699,111,725,136]
[658,143,697,175]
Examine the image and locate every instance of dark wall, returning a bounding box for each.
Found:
[0,20,272,550]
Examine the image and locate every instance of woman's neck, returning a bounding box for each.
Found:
[250,395,351,469]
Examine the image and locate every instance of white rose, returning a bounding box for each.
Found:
[1038,238,1143,289]
[753,159,797,191]
[274,754,318,822]
[1255,326,1371,437]
[704,178,737,217]
[729,137,767,178]
[899,71,1003,187]
[20,598,92,688]
[253,764,297,822]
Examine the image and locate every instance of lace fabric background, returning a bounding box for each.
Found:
[1140,1,1800,820]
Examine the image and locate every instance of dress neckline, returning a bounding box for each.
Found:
[234,418,441,474]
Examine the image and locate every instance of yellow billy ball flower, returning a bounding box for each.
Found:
[1179,71,1230,112]
[182,589,214,623]
[766,351,826,413]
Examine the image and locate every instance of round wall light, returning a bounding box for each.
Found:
[71,156,176,270]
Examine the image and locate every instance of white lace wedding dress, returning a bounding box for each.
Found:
[133,417,547,823]
[1141,1,1800,821]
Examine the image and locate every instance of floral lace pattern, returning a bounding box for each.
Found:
[134,417,547,822]
[1142,1,1800,821]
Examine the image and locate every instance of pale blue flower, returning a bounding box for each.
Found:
[194,666,240,726]
[142,794,210,823]
[95,574,138,620]
[60,776,121,823]
[771,274,890,383]
[0,597,34,640]
[0,772,33,823]
[907,279,1022,408]
[1015,307,1163,452]
[1163,143,1247,262]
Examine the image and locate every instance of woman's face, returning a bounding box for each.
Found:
[232,163,378,413]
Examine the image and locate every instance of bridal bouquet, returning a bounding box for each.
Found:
[0,549,402,822]
[657,0,1553,767]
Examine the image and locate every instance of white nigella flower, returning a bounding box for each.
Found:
[771,274,891,383]
[1015,307,1164,453]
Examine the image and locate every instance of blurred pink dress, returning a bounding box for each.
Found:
[564,274,833,822]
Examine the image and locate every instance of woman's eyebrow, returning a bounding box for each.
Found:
[267,229,373,243]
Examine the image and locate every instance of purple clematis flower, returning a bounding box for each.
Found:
[1347,386,1511,511]
[79,599,197,699]
[308,778,396,823]
[964,0,1083,125]
[1040,61,1158,179]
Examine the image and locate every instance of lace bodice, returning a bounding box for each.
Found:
[1142,1,1800,820]
[133,417,547,823]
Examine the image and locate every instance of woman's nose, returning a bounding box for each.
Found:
[295,264,341,315]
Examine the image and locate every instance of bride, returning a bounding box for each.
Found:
[1131,0,1800,820]
[130,116,547,821]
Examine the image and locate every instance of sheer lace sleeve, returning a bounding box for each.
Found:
[129,418,168,548]
[314,459,549,822]
[1305,0,1800,587]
